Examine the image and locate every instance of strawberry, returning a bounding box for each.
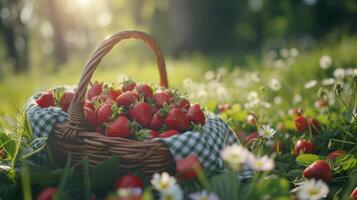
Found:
[116,91,140,108]
[176,154,202,181]
[159,130,179,138]
[36,187,57,200]
[165,108,190,132]
[114,174,144,190]
[96,102,115,126]
[245,131,261,144]
[153,91,171,107]
[36,91,55,108]
[85,100,95,111]
[288,107,303,116]
[135,84,153,100]
[351,187,357,200]
[0,148,7,159]
[150,111,164,130]
[121,80,136,92]
[87,82,103,101]
[327,150,346,160]
[84,107,98,130]
[107,88,122,101]
[187,104,206,125]
[303,160,332,183]
[294,139,316,155]
[308,118,321,134]
[294,115,308,132]
[59,91,74,112]
[105,116,132,138]
[177,98,190,110]
[129,102,152,127]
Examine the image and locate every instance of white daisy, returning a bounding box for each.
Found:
[321,78,335,86]
[304,80,318,89]
[333,68,346,79]
[189,190,219,200]
[294,179,329,200]
[293,94,302,104]
[160,185,183,200]
[151,172,177,192]
[247,155,275,171]
[220,144,251,171]
[290,48,299,57]
[319,55,332,69]
[269,78,282,91]
[258,125,277,139]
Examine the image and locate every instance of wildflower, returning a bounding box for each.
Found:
[247,155,275,171]
[189,190,220,200]
[274,96,282,105]
[319,55,332,69]
[304,80,318,89]
[151,172,177,192]
[280,48,290,58]
[258,125,277,139]
[204,71,215,81]
[294,179,329,200]
[251,72,261,82]
[333,68,346,79]
[220,144,251,171]
[293,94,302,104]
[269,78,282,91]
[321,78,335,86]
[273,59,284,68]
[160,185,183,200]
[290,48,299,57]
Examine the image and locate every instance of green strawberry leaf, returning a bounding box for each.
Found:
[91,156,121,194]
[296,154,320,166]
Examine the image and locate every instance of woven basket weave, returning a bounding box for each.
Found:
[49,30,175,176]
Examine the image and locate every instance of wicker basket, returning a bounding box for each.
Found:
[49,30,176,176]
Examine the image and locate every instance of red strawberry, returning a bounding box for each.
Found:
[176,154,202,181]
[303,160,332,183]
[308,118,321,134]
[178,98,190,110]
[327,150,346,160]
[135,84,153,100]
[294,115,308,132]
[84,107,98,130]
[187,104,206,125]
[105,116,132,138]
[96,102,115,125]
[245,131,261,144]
[288,107,303,116]
[36,187,57,200]
[121,80,137,92]
[107,88,122,101]
[116,91,140,108]
[351,187,357,200]
[129,102,152,127]
[150,111,164,130]
[59,91,74,112]
[87,82,103,101]
[159,130,180,138]
[114,174,144,190]
[294,140,316,155]
[153,92,171,107]
[85,100,95,111]
[166,108,190,132]
[36,91,55,108]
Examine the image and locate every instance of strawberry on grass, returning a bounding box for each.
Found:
[294,139,316,155]
[115,174,144,190]
[303,160,332,183]
[36,187,57,200]
[294,115,308,132]
[176,154,203,181]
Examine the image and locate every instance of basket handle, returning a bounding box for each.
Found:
[63,30,168,142]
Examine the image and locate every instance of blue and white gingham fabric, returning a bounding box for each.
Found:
[26,87,250,177]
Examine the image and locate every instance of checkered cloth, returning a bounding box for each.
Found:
[26,87,249,176]
[159,113,240,175]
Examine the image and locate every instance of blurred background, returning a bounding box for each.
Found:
[0,0,357,115]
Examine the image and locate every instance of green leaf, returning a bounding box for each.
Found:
[296,154,320,166]
[82,157,91,200]
[91,156,121,193]
[255,176,290,200]
[54,157,72,200]
[208,171,242,200]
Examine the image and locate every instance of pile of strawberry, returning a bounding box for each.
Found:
[35,80,206,140]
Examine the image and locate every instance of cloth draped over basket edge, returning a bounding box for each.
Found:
[25,87,250,177]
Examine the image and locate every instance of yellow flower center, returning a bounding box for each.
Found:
[308,188,319,196]
[160,181,169,189]
[200,197,208,200]
[164,194,174,200]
